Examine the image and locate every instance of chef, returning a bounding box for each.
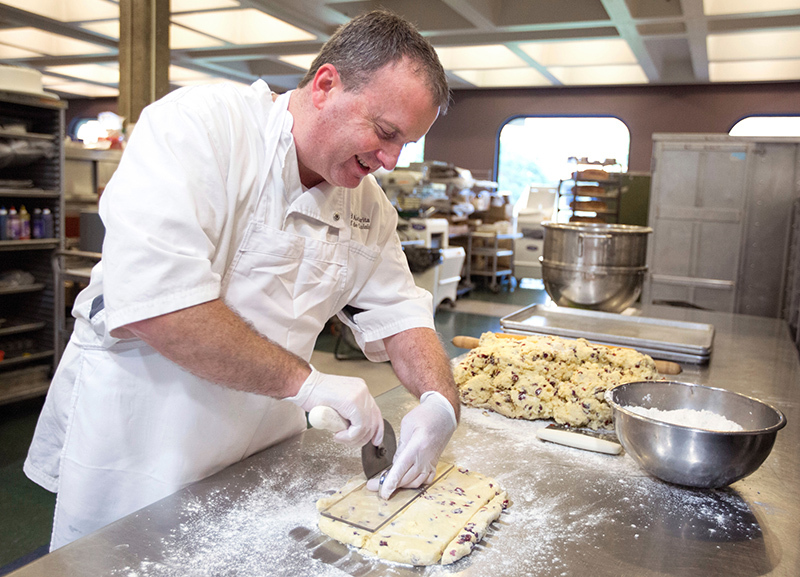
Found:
[24,10,459,550]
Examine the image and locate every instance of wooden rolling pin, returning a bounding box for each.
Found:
[452,333,682,375]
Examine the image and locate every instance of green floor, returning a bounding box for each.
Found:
[0,283,546,572]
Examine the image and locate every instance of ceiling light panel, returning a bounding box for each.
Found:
[520,38,637,67]
[172,0,240,11]
[709,59,800,81]
[549,64,647,85]
[45,63,119,84]
[452,67,551,88]
[80,20,118,39]
[0,44,43,59]
[704,0,800,15]
[171,9,316,45]
[707,29,800,61]
[80,21,227,49]
[436,45,528,70]
[279,54,317,71]
[41,77,119,97]
[0,0,118,22]
[0,28,112,56]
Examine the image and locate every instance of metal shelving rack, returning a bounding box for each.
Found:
[555,159,622,224]
[0,91,65,405]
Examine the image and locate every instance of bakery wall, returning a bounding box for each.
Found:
[65,81,800,176]
[423,81,800,175]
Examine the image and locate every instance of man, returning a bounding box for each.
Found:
[24,10,459,550]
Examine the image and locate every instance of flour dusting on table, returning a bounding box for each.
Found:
[116,406,761,576]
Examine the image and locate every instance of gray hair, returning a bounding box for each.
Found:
[298,10,450,114]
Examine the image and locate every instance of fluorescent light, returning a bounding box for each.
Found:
[436,45,527,70]
[171,24,227,49]
[0,0,118,22]
[80,21,226,49]
[520,39,637,67]
[172,9,316,45]
[169,65,249,86]
[45,63,119,84]
[79,20,118,39]
[279,54,317,71]
[172,0,240,11]
[169,65,220,82]
[452,67,551,88]
[0,44,42,59]
[549,64,647,85]
[708,30,800,61]
[171,77,250,87]
[42,80,119,97]
[704,0,800,15]
[0,28,111,56]
[710,59,800,81]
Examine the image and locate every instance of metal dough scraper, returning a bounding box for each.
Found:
[308,406,396,479]
[319,462,455,532]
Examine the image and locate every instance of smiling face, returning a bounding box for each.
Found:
[294,58,440,189]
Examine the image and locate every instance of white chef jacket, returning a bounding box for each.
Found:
[24,80,435,549]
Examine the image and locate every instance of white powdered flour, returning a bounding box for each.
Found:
[624,406,744,431]
[114,407,762,577]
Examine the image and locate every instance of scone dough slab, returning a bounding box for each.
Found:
[316,465,508,566]
[454,332,659,429]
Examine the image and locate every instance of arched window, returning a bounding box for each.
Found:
[496,116,630,203]
[730,116,800,137]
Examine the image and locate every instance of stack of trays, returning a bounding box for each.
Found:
[500,304,714,364]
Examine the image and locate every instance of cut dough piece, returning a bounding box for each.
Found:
[316,464,508,566]
[454,332,659,429]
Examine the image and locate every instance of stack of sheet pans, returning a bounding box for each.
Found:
[500,304,714,364]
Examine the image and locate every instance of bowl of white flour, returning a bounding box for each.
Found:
[605,381,786,488]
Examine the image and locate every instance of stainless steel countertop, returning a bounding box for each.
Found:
[12,305,800,576]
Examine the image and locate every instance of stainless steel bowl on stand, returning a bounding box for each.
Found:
[540,222,652,313]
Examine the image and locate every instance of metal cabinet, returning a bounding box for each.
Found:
[0,91,65,404]
[642,134,800,318]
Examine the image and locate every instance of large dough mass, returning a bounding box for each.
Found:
[454,332,659,429]
[316,464,508,566]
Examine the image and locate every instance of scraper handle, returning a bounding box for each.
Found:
[309,406,349,433]
[536,426,622,455]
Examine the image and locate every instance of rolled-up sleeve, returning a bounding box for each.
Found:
[338,199,435,362]
[100,93,231,332]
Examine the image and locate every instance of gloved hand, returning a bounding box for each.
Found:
[287,367,383,448]
[366,391,457,499]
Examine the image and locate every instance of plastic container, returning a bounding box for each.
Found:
[0,206,7,241]
[31,207,43,239]
[18,205,30,240]
[42,208,54,238]
[7,206,19,240]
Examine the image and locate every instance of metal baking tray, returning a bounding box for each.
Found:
[501,304,714,357]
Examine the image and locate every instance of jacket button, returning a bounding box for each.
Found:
[333,212,341,221]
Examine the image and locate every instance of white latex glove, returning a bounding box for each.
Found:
[287,367,383,448]
[366,391,457,499]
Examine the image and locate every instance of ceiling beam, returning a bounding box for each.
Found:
[600,0,660,81]
[682,0,709,81]
[438,0,497,31]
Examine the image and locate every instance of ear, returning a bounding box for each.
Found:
[310,63,341,110]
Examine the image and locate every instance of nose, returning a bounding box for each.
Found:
[376,142,404,171]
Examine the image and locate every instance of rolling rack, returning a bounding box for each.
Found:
[0,91,66,404]
[556,158,622,224]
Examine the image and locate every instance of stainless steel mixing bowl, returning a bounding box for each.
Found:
[539,258,646,312]
[605,381,787,488]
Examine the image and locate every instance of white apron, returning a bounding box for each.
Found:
[34,92,368,549]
